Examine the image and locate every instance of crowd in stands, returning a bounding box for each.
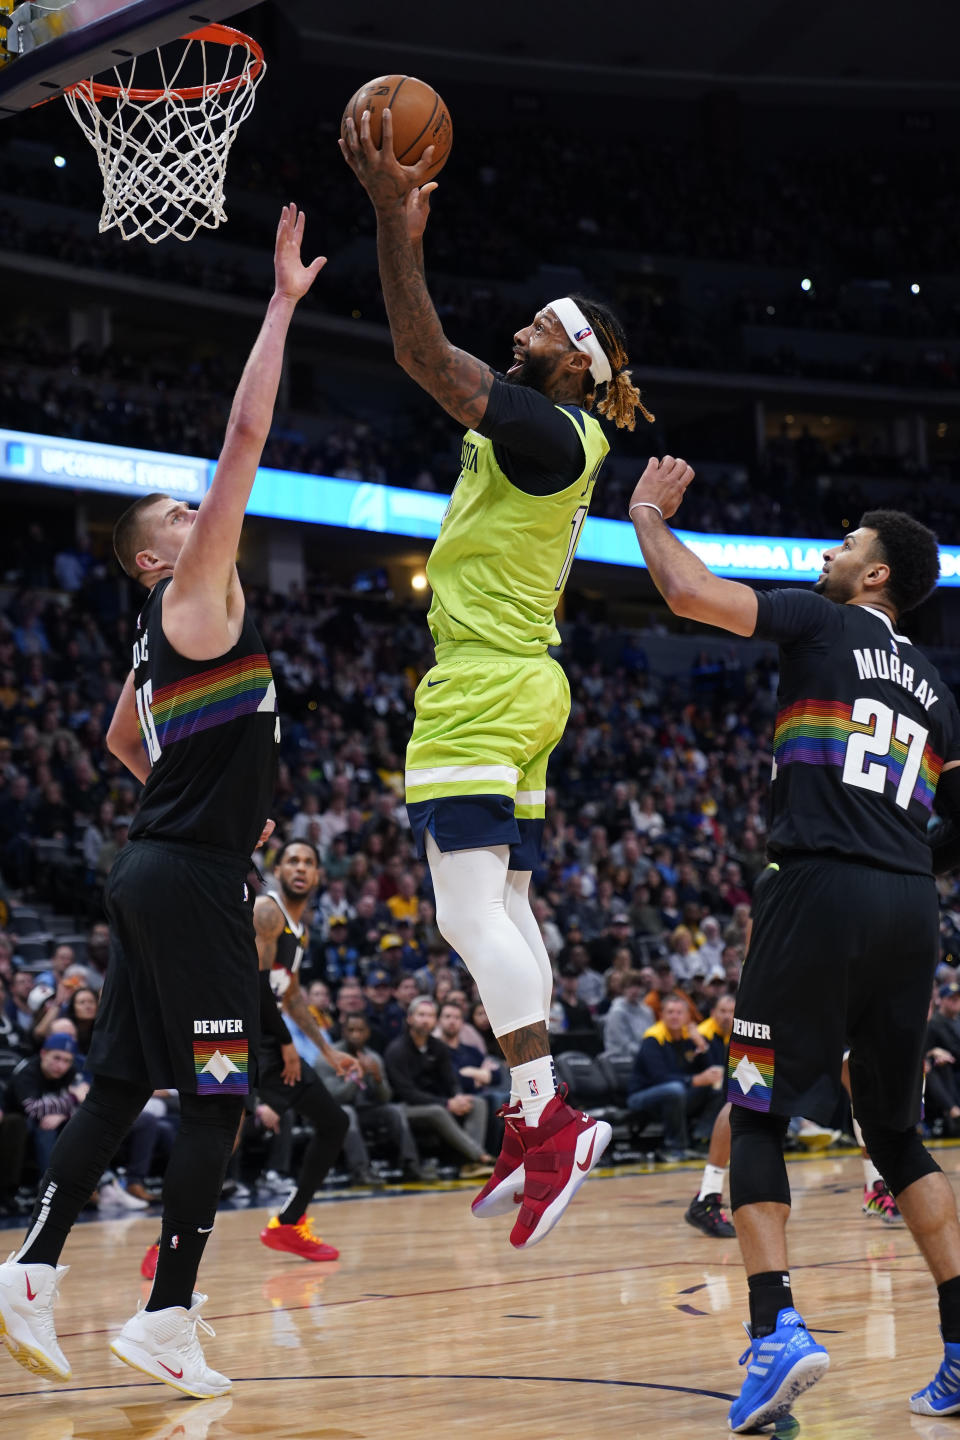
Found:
[2,317,958,543]
[1,532,959,1213]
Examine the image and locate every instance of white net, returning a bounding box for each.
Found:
[64,25,265,245]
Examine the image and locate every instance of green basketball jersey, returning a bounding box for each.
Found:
[426,407,609,656]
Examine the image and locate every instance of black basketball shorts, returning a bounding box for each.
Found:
[89,838,260,1096]
[256,1050,340,1120]
[727,856,938,1130]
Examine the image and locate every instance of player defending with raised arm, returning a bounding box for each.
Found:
[629,457,960,1429]
[0,207,325,1398]
[254,839,363,1260]
[341,111,652,1248]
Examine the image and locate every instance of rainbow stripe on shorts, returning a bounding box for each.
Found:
[727,1040,775,1113]
[193,1038,249,1096]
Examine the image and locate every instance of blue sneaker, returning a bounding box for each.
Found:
[728,1307,830,1433]
[910,1337,960,1415]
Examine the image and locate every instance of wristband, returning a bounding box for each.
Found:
[629,501,664,520]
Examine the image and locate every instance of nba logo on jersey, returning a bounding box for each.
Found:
[528,1078,539,1096]
[574,325,593,341]
[170,1234,179,1250]
[243,883,249,902]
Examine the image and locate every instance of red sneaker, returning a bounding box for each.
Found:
[140,1243,159,1281]
[471,1101,525,1218]
[509,1090,612,1250]
[259,1215,340,1262]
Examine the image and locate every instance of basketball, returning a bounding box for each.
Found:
[341,74,452,180]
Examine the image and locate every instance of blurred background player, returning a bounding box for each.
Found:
[253,838,361,1258]
[631,459,960,1428]
[341,107,652,1250]
[0,206,325,1398]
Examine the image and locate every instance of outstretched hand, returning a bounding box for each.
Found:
[628,455,696,523]
[274,204,326,302]
[339,107,437,210]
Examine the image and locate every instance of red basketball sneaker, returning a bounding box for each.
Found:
[508,1090,612,1250]
[471,1100,525,1218]
[140,1242,160,1281]
[259,1215,339,1262]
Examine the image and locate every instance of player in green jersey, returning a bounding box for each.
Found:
[342,109,653,1248]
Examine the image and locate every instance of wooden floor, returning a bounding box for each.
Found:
[3,1148,960,1440]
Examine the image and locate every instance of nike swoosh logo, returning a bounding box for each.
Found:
[159,1362,184,1379]
[427,678,450,687]
[576,1132,597,1173]
[24,1275,36,1302]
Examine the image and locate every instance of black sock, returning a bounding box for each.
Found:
[277,1081,349,1227]
[146,1094,242,1312]
[939,1276,960,1344]
[17,1077,151,1267]
[748,1270,794,1337]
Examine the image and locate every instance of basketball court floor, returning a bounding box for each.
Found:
[1,1147,957,1439]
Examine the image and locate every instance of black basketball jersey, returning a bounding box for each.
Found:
[127,577,279,858]
[263,891,308,1003]
[755,589,960,874]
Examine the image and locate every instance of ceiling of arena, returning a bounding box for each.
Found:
[277,0,960,100]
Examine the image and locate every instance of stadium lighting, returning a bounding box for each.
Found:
[53,154,66,168]
[910,282,921,295]
[411,572,428,592]
[800,277,813,292]
[765,305,776,316]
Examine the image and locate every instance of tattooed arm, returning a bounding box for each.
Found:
[281,972,363,1081]
[339,108,494,429]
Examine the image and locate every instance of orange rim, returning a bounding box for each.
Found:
[64,23,263,104]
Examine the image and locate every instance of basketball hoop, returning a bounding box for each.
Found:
[63,24,265,244]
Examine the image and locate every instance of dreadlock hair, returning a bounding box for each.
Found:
[568,293,654,431]
[859,509,940,616]
[112,492,169,581]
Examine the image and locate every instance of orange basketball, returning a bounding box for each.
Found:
[341,74,452,181]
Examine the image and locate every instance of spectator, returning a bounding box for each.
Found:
[550,965,597,1036]
[626,995,726,1161]
[313,914,360,987]
[6,1033,89,1171]
[63,986,99,1054]
[84,921,111,988]
[603,970,656,1061]
[318,1014,426,1184]
[384,997,494,1178]
[330,976,368,1045]
[645,956,700,1022]
[386,872,419,925]
[925,983,960,1135]
[364,968,405,1049]
[697,990,737,1067]
[4,971,35,1040]
[559,942,605,1013]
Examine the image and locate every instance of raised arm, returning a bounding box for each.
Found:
[106,670,150,784]
[163,206,326,656]
[628,457,759,637]
[340,109,494,429]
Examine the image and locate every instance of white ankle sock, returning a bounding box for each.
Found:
[698,1163,726,1202]
[511,1056,557,1128]
[863,1158,883,1189]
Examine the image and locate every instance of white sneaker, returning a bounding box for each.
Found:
[0,1255,71,1379]
[99,1179,149,1211]
[110,1292,231,1397]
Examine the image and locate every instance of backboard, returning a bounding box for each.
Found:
[0,0,262,117]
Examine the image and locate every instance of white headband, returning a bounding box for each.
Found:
[549,296,612,388]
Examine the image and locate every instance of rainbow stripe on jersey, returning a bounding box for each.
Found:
[773,699,942,811]
[149,653,273,748]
